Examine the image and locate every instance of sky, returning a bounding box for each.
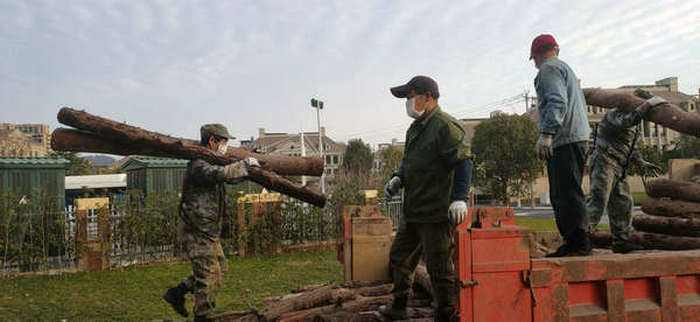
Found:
[1,0,699,147]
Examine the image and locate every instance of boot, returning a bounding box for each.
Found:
[435,306,458,322]
[194,315,213,322]
[612,240,644,254]
[567,235,592,256]
[162,284,189,317]
[378,295,407,320]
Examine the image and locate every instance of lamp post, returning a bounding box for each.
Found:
[310,98,325,194]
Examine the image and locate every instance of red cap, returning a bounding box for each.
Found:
[530,34,558,60]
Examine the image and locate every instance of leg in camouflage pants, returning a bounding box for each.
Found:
[180,232,229,317]
[586,155,634,246]
[389,219,457,316]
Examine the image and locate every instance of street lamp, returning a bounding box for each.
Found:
[310,98,325,194]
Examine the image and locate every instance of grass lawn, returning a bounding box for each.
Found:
[0,250,342,322]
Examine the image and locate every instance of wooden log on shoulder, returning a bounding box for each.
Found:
[646,179,700,203]
[590,230,700,250]
[583,88,700,137]
[633,213,700,238]
[55,108,324,176]
[51,128,326,207]
[641,198,700,219]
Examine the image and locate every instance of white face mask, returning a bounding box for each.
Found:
[405,97,424,119]
[217,143,227,154]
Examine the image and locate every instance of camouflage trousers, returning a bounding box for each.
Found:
[180,231,229,317]
[586,155,634,245]
[389,219,457,309]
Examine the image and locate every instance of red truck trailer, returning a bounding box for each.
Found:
[458,208,700,322]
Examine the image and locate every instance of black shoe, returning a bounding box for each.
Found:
[162,286,189,317]
[545,244,572,257]
[194,315,213,322]
[546,242,591,257]
[378,296,408,320]
[434,307,458,322]
[612,241,645,254]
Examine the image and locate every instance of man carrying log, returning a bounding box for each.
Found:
[530,34,592,257]
[587,92,665,253]
[380,76,472,322]
[163,124,260,322]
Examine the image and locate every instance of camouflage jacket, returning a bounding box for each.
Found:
[179,159,245,241]
[593,108,644,172]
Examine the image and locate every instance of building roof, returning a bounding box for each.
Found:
[120,156,189,171]
[65,174,127,190]
[252,132,346,155]
[0,157,69,168]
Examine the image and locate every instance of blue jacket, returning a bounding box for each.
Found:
[535,57,591,148]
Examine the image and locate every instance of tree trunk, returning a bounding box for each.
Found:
[633,213,700,237]
[582,88,700,138]
[645,178,700,203]
[590,230,700,250]
[51,128,326,207]
[55,108,324,176]
[640,198,700,219]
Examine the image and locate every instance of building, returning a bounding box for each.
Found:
[120,156,188,196]
[373,138,405,173]
[0,123,51,157]
[64,173,127,206]
[250,127,346,178]
[0,157,69,209]
[525,77,699,151]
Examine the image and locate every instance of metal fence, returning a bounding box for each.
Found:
[380,196,403,228]
[0,198,342,274]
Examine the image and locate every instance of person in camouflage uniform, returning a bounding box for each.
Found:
[587,91,665,254]
[163,124,259,322]
[380,76,472,322]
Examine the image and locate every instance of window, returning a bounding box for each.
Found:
[333,155,338,164]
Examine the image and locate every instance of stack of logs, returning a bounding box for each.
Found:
[592,178,700,250]
[213,265,435,322]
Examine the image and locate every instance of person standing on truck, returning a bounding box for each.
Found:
[530,34,592,257]
[587,90,665,253]
[380,75,473,322]
[162,124,260,322]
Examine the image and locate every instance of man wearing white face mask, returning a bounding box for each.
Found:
[163,123,259,322]
[380,76,472,322]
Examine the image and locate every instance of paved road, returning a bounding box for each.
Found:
[512,207,643,225]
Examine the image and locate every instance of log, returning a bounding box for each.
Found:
[641,198,700,219]
[633,213,700,238]
[54,108,324,176]
[646,178,700,203]
[51,128,326,207]
[261,285,355,321]
[590,230,700,250]
[583,88,700,138]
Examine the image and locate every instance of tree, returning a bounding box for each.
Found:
[471,114,543,205]
[379,146,403,180]
[49,151,93,176]
[342,139,374,174]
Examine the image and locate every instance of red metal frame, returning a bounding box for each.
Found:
[457,207,700,322]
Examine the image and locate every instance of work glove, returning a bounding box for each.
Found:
[536,133,554,160]
[243,157,260,168]
[638,159,662,177]
[448,200,468,226]
[383,176,402,198]
[223,161,249,182]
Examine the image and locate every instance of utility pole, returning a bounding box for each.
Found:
[300,130,306,186]
[310,98,325,194]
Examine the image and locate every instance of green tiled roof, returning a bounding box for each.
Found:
[0,157,69,168]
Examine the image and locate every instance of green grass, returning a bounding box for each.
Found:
[0,250,342,322]
[632,191,649,205]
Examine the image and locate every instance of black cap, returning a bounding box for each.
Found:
[390,75,440,99]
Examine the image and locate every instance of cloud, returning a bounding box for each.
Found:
[0,0,698,145]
